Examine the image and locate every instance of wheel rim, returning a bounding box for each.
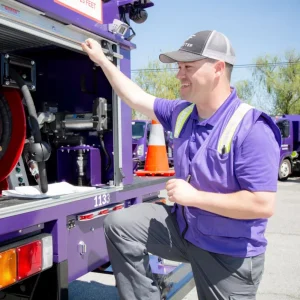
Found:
[280,161,290,178]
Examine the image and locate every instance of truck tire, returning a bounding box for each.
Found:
[279,159,291,181]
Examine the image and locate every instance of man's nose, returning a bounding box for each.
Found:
[176,68,186,79]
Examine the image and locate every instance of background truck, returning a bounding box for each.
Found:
[132,119,151,170]
[0,0,194,299]
[276,115,300,180]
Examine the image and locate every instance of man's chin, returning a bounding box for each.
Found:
[180,92,189,101]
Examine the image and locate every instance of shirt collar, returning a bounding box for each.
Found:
[191,87,238,126]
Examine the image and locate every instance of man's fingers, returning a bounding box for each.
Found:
[166,183,176,192]
[81,38,94,50]
[168,196,174,202]
[166,179,177,190]
[167,189,173,197]
[167,190,174,202]
[85,38,94,46]
[167,179,177,185]
[81,39,93,52]
[81,42,89,52]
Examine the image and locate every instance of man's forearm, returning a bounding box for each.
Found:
[189,190,275,219]
[98,58,156,120]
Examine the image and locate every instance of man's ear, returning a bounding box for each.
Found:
[214,61,226,77]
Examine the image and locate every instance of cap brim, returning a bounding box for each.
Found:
[159,50,207,63]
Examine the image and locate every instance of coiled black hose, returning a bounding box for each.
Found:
[10,68,49,193]
[99,132,111,171]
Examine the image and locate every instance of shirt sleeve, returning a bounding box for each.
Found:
[234,117,280,192]
[153,98,182,131]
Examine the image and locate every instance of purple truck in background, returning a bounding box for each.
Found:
[132,120,151,170]
[275,115,300,180]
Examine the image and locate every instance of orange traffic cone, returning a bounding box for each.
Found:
[136,120,175,177]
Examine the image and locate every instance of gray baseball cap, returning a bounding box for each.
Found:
[159,30,236,65]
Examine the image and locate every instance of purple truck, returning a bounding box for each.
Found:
[132,120,151,170]
[0,1,194,299]
[275,115,300,180]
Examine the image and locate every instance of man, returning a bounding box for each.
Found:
[81,30,281,300]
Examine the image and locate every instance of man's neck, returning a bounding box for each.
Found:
[195,86,231,119]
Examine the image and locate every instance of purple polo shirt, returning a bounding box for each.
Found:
[154,91,280,192]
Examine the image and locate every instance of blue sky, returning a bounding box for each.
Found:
[130,0,300,85]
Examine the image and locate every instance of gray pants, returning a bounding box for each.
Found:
[103,203,264,300]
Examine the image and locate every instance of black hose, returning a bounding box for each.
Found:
[9,68,48,193]
[99,133,111,171]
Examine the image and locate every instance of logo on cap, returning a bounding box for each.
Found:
[182,34,196,48]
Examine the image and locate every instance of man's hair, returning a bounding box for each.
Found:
[206,58,233,82]
[225,63,233,82]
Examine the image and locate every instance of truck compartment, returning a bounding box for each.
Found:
[66,201,125,282]
[0,13,127,195]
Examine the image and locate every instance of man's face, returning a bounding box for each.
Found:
[176,59,218,102]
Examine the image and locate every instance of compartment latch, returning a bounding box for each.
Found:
[78,241,87,255]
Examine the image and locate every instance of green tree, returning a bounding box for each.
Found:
[253,50,300,115]
[234,79,271,113]
[132,60,180,119]
[235,80,254,104]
